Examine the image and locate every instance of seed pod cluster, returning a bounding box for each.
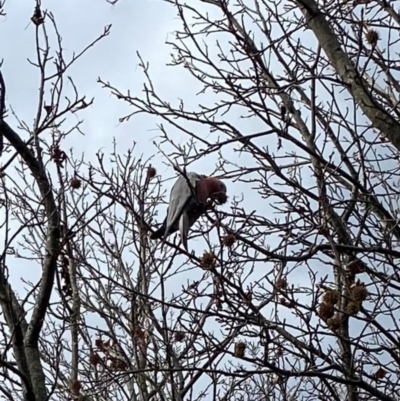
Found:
[346,282,368,316]
[222,233,236,247]
[365,29,380,46]
[201,251,216,270]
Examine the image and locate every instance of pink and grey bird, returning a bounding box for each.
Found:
[150,172,227,250]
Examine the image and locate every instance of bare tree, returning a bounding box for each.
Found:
[0,3,112,400]
[1,0,400,400]
[99,0,400,400]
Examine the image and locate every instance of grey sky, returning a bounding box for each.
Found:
[1,0,395,398]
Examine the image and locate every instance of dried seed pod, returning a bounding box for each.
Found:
[351,283,368,303]
[147,166,156,179]
[319,302,334,321]
[50,144,67,166]
[70,379,81,396]
[234,341,246,358]
[327,317,342,332]
[346,301,361,316]
[322,289,339,306]
[89,352,101,366]
[201,251,216,270]
[279,297,294,308]
[70,177,82,189]
[348,260,364,276]
[276,277,287,291]
[31,6,45,26]
[365,29,380,46]
[222,234,236,247]
[174,331,186,342]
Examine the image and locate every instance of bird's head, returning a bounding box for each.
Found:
[202,177,228,205]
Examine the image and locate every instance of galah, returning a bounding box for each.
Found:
[150,172,227,250]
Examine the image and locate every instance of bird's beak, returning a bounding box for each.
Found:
[211,192,228,205]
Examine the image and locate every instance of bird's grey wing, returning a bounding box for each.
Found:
[177,172,203,250]
[164,174,199,239]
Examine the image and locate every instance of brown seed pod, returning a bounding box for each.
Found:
[279,297,294,308]
[365,29,380,46]
[31,6,45,26]
[351,283,368,303]
[346,301,361,316]
[222,234,236,247]
[319,302,335,321]
[276,277,287,291]
[234,341,246,358]
[147,166,156,179]
[50,144,67,166]
[70,379,81,396]
[327,317,342,332]
[348,260,364,276]
[174,331,186,342]
[322,289,339,306]
[201,251,216,270]
[70,177,82,189]
[89,352,101,366]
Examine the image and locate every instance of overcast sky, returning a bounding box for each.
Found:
[1,0,179,152]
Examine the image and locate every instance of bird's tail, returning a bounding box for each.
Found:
[179,212,190,251]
